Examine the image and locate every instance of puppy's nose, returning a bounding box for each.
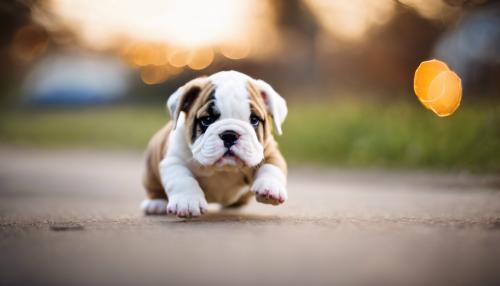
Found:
[219,130,240,147]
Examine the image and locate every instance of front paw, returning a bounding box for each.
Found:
[167,194,208,218]
[251,178,287,205]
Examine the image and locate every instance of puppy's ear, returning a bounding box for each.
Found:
[253,79,288,135]
[167,77,208,128]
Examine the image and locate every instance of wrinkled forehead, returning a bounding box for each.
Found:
[212,80,251,120]
[203,72,258,121]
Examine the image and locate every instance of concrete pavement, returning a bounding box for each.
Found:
[0,147,499,286]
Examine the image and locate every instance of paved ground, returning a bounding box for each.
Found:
[0,147,499,286]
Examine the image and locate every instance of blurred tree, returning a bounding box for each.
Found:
[0,1,31,88]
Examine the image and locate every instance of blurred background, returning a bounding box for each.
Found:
[0,0,499,171]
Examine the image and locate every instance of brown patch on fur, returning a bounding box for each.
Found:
[247,80,287,176]
[262,136,287,176]
[247,81,269,144]
[184,83,216,143]
[172,77,209,125]
[196,98,215,118]
[142,121,172,199]
[224,190,254,208]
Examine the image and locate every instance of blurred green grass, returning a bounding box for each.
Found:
[281,99,499,172]
[0,98,499,171]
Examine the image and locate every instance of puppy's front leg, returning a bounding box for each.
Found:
[160,155,208,217]
[251,140,288,205]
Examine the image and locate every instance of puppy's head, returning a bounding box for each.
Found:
[167,71,287,169]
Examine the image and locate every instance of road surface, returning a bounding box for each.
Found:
[1,147,499,286]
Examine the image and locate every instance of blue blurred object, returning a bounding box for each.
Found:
[434,3,500,87]
[23,50,131,106]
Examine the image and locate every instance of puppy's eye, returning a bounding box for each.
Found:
[250,114,260,128]
[200,116,216,127]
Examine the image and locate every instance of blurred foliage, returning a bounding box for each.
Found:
[0,98,499,172]
[281,98,500,172]
[0,105,165,149]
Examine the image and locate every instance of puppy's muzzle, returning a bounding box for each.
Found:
[219,130,240,148]
[191,118,263,167]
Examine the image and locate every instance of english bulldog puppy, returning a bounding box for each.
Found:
[141,70,288,217]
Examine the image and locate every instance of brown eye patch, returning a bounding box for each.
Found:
[189,89,220,143]
[247,81,269,144]
[182,84,216,144]
[249,106,266,143]
[196,101,220,131]
[254,117,265,143]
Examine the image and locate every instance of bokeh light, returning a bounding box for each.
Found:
[188,48,214,70]
[303,0,396,41]
[32,0,278,84]
[399,0,458,19]
[303,0,459,42]
[20,0,484,86]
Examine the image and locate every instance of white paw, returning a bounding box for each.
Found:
[251,177,287,205]
[167,194,208,218]
[141,199,168,215]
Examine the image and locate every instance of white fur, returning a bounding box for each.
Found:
[253,79,288,135]
[209,71,288,135]
[165,186,208,217]
[158,114,208,217]
[210,71,252,121]
[251,164,287,204]
[157,71,287,217]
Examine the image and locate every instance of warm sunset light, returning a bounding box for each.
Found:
[43,0,260,48]
[303,0,458,41]
[34,0,277,84]
[399,0,458,19]
[29,0,463,85]
[303,0,395,41]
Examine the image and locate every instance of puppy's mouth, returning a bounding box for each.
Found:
[215,148,243,167]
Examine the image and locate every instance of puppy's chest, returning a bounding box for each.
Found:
[192,167,254,205]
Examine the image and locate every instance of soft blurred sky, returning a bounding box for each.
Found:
[1,0,499,101]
